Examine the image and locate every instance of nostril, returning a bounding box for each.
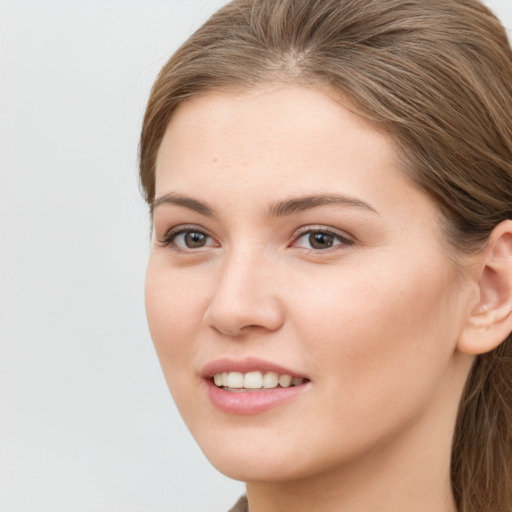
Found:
[204,297,284,336]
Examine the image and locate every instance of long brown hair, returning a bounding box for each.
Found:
[139,1,512,510]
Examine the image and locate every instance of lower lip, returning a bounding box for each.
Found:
[204,378,309,415]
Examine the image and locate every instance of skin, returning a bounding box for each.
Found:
[145,85,481,512]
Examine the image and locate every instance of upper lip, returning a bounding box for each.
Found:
[201,356,308,380]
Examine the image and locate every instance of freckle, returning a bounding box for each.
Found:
[212,157,218,163]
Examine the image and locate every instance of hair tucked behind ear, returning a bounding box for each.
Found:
[139,1,512,509]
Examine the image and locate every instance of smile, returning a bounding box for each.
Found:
[203,358,310,414]
[213,371,306,390]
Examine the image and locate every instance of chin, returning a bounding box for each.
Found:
[194,428,312,482]
[207,452,306,483]
[193,424,354,485]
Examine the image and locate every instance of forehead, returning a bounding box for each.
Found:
[155,85,401,194]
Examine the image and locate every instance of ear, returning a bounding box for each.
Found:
[458,220,512,355]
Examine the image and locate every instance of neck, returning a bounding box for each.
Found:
[247,460,456,512]
[246,439,456,512]
[245,385,462,512]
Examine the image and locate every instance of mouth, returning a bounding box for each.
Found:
[212,371,307,391]
[202,358,310,414]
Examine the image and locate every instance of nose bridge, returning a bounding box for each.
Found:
[205,244,284,336]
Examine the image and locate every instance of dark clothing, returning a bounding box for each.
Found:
[228,496,248,512]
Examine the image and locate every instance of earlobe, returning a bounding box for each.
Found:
[458,220,512,355]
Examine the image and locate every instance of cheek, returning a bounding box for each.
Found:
[290,260,462,413]
[299,256,460,347]
[144,263,216,435]
[144,259,208,384]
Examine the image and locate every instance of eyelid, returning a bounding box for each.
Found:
[158,224,218,250]
[291,225,355,250]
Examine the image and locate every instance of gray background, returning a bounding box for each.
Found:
[1,1,511,511]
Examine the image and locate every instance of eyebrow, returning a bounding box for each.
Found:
[268,194,379,216]
[151,192,378,217]
[152,192,216,216]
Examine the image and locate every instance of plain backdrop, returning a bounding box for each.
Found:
[0,1,511,511]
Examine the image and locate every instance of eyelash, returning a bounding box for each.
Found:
[158,225,354,253]
[158,225,216,252]
[291,227,354,252]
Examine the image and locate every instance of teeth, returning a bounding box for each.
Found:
[212,371,306,389]
[226,372,244,388]
[263,371,279,388]
[279,374,292,388]
[244,371,263,389]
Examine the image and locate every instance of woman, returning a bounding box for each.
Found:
[139,1,512,511]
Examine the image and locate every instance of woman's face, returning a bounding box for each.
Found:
[146,86,475,482]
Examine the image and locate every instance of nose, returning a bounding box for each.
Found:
[204,250,285,337]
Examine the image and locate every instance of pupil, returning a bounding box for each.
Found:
[185,232,206,248]
[309,233,334,249]
[309,232,333,249]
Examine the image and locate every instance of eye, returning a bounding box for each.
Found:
[174,231,210,249]
[292,228,353,251]
[159,226,217,251]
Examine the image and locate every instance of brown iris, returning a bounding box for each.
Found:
[308,232,335,249]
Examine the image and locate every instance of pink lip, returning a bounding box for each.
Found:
[201,357,310,415]
[204,379,309,415]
